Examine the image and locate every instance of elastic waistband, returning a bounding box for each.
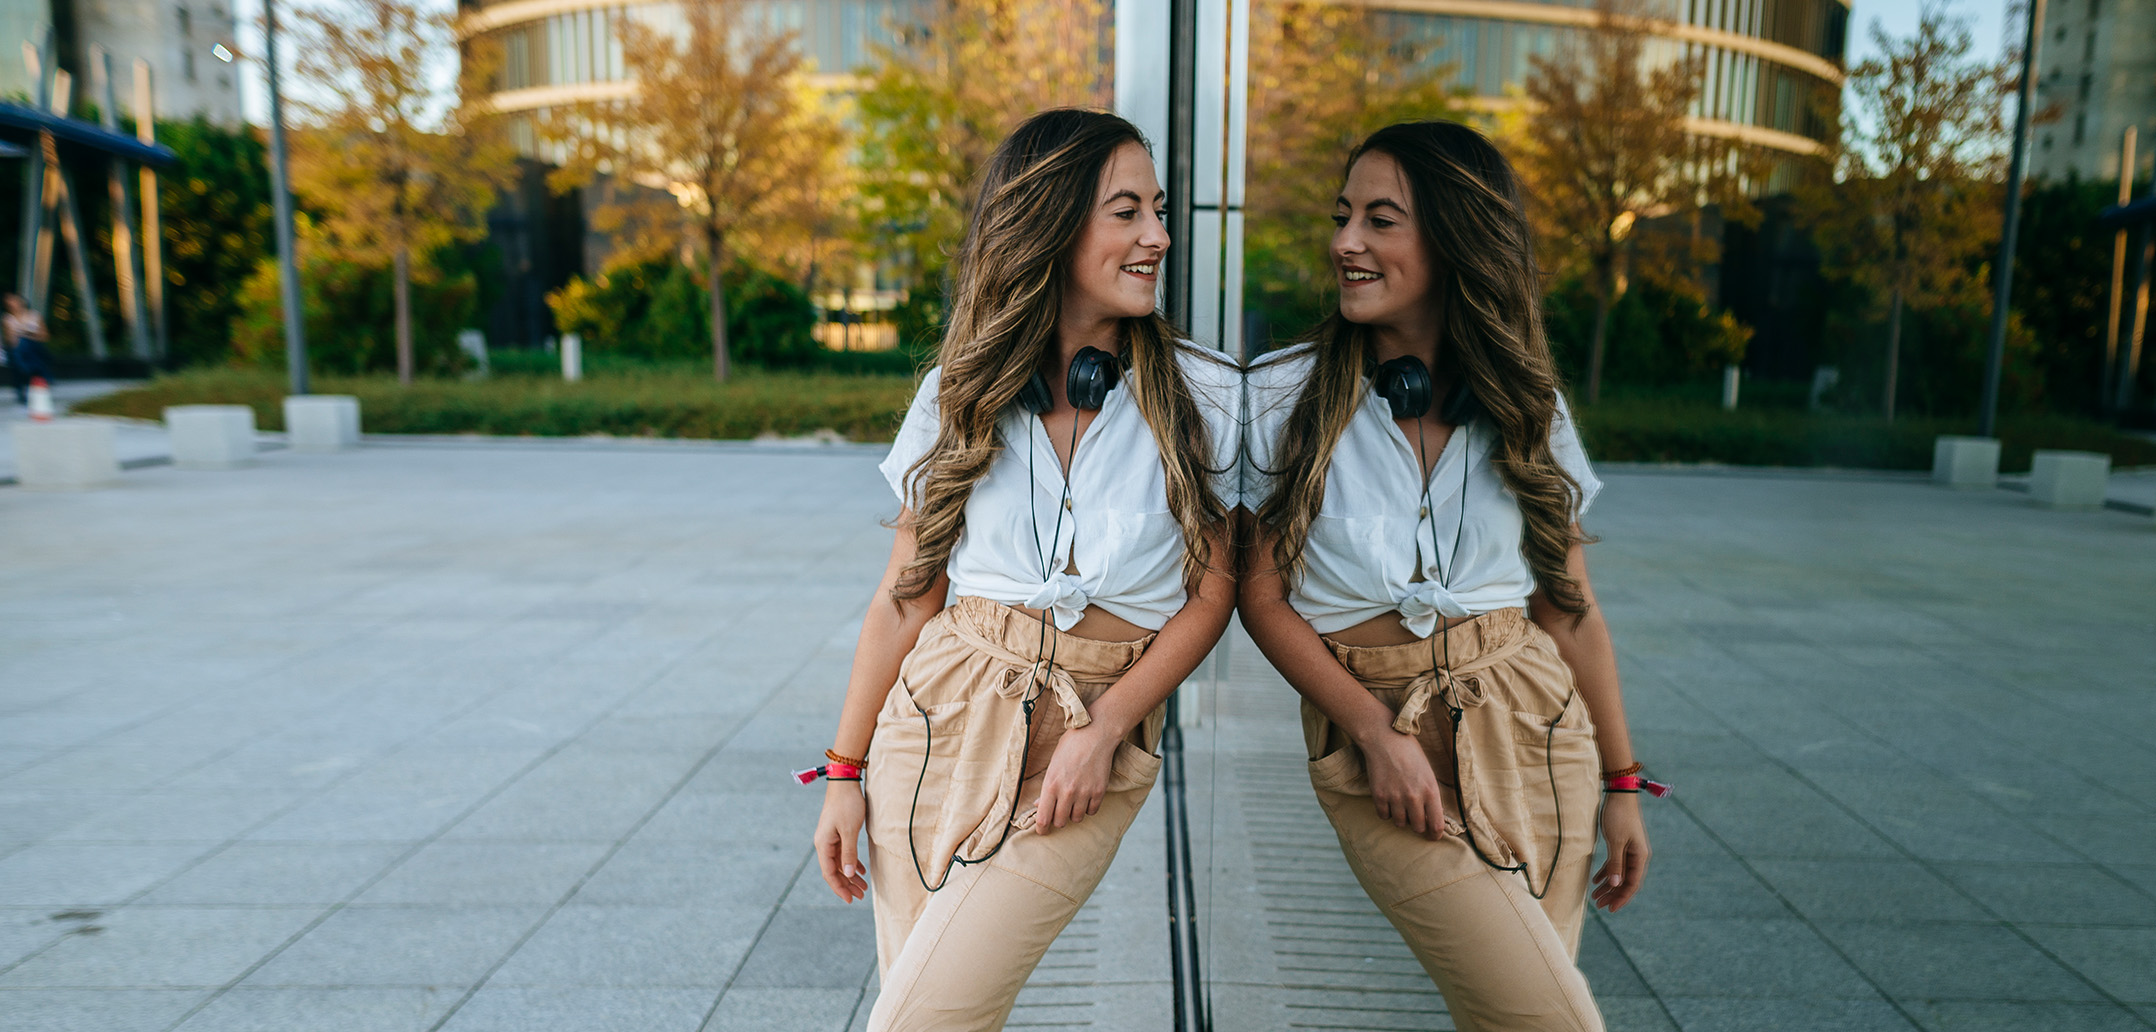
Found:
[941,595,1152,683]
[1321,607,1534,686]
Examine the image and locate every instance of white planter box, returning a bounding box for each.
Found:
[165,405,258,469]
[2029,450,2110,509]
[283,395,361,452]
[1932,435,2000,490]
[13,419,120,488]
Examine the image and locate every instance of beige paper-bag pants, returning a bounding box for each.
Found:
[1306,607,1606,1032]
[862,596,1165,1032]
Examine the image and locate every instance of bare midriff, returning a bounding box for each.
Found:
[1321,609,1479,648]
[1010,603,1155,643]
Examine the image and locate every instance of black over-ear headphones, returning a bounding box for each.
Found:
[1018,346,1122,415]
[1375,355,1482,425]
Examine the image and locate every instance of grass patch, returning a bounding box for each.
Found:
[74,367,921,442]
[1577,397,2156,471]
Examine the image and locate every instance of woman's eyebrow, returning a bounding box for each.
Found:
[1102,188,1145,207]
[1342,196,1409,215]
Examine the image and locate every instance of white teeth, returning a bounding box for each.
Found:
[1121,263,1156,274]
[1344,270,1380,281]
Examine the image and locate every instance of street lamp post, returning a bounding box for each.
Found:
[263,0,309,396]
[1977,0,2045,439]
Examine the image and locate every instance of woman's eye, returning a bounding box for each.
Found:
[1371,216,1395,229]
[1114,209,1137,220]
[1331,215,1349,228]
[1155,209,1168,223]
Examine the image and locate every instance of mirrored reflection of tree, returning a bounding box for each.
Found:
[1797,5,2009,421]
[540,4,844,382]
[1508,0,1759,404]
[289,0,516,385]
[1243,0,1467,347]
[852,0,1111,334]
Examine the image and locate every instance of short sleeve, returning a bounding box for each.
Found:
[878,367,943,508]
[1550,393,1602,518]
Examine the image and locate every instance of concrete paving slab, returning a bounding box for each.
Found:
[700,987,863,1032]
[237,905,549,987]
[485,904,765,988]
[0,906,324,988]
[1816,921,2103,1002]
[1901,1000,2154,1032]
[353,841,614,906]
[435,986,715,1032]
[169,986,459,1032]
[1659,996,1916,1031]
[0,987,208,1032]
[137,843,411,906]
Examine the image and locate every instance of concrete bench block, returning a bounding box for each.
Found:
[165,404,258,469]
[12,419,120,488]
[1933,435,2000,489]
[283,395,361,452]
[2029,449,2110,508]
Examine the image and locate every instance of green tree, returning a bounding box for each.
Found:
[156,117,273,368]
[1510,0,1759,403]
[1799,3,2008,420]
[541,4,842,383]
[852,0,1110,319]
[1242,0,1467,347]
[288,0,516,384]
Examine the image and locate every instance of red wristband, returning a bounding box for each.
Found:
[791,762,863,786]
[1603,774,1672,797]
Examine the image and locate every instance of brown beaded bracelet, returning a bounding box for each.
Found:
[1601,761,1644,780]
[826,748,868,769]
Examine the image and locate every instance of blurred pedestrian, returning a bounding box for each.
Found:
[4,293,55,406]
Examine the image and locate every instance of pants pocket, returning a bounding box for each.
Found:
[866,678,969,858]
[1106,739,1162,794]
[1308,738,1372,796]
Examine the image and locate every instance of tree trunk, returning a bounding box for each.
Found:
[394,243,413,386]
[1586,263,1613,405]
[707,226,730,383]
[1883,286,1903,422]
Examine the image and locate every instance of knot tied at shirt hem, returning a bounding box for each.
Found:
[1025,572,1091,632]
[1395,582,1471,639]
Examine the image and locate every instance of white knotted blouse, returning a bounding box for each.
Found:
[1243,344,1603,637]
[879,344,1241,632]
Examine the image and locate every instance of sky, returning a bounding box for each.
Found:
[233,0,2022,131]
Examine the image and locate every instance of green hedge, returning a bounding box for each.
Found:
[1576,397,2156,471]
[76,367,2156,467]
[77,367,919,442]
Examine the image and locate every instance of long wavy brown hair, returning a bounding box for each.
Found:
[891,109,1229,604]
[1255,121,1591,614]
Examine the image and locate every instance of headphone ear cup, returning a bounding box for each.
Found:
[1017,372,1054,416]
[1376,356,1431,420]
[1067,346,1119,411]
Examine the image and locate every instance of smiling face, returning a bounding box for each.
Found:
[1333,150,1441,333]
[1062,140,1169,328]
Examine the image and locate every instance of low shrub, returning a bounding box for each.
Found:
[77,367,920,442]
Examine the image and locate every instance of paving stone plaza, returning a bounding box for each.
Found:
[0,433,2151,1031]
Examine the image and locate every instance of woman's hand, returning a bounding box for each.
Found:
[813,780,869,902]
[1035,721,1119,835]
[1591,792,1650,912]
[1359,730,1449,841]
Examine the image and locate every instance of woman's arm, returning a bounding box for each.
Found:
[1032,523,1235,834]
[1235,513,1451,840]
[1527,533,1649,912]
[814,511,948,902]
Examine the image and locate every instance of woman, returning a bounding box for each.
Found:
[1239,121,1650,1031]
[811,109,1239,1031]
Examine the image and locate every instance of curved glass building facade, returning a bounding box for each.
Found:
[1364,0,1849,157]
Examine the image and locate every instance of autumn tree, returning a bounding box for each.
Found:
[1243,0,1468,343]
[1510,0,1757,403]
[541,6,841,382]
[288,0,515,384]
[1800,4,2008,420]
[852,0,1111,301]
